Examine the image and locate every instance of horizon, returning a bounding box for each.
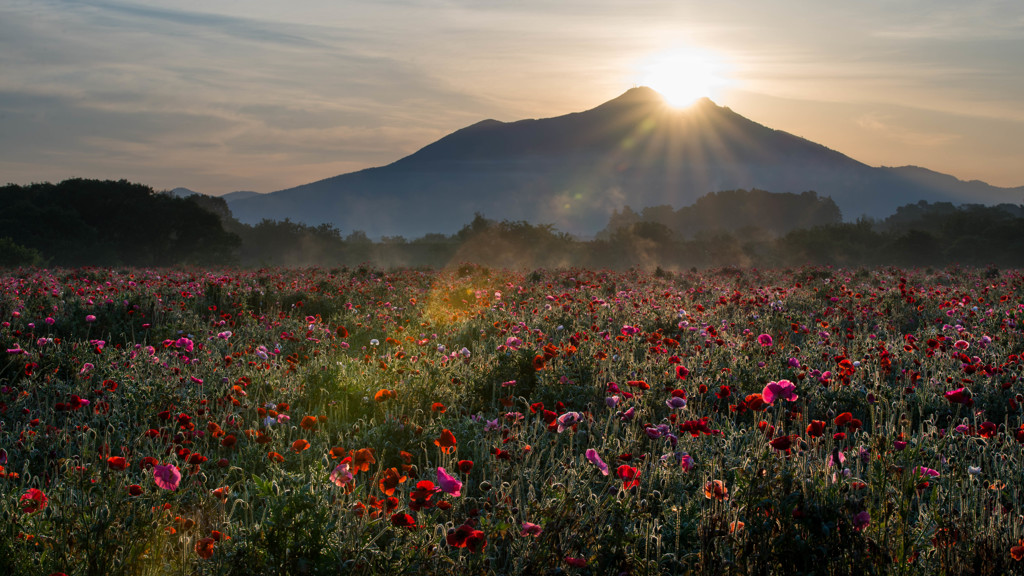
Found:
[2,1,1023,194]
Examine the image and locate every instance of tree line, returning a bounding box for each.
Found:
[2,180,1023,269]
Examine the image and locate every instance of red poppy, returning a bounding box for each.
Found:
[291,439,310,453]
[447,520,487,553]
[391,513,417,529]
[107,456,128,471]
[616,464,641,489]
[300,416,318,430]
[195,537,216,559]
[833,412,853,427]
[806,420,826,438]
[267,452,284,463]
[457,460,474,474]
[770,434,795,452]
[127,484,143,496]
[410,480,439,511]
[20,488,48,513]
[329,447,347,459]
[431,402,446,413]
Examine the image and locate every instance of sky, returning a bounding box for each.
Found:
[2,0,1023,195]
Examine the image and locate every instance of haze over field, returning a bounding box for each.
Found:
[2,0,1023,197]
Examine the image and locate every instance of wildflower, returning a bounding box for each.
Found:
[267,452,284,463]
[806,420,826,438]
[1012,540,1024,561]
[195,537,216,559]
[617,464,641,489]
[704,480,728,501]
[679,453,696,471]
[391,513,417,529]
[437,467,462,496]
[153,464,181,490]
[330,462,354,487]
[457,460,474,474]
[757,334,773,347]
[350,448,376,472]
[665,396,687,409]
[585,449,609,475]
[853,510,870,531]
[556,411,582,433]
[291,439,310,453]
[85,314,96,322]
[565,557,587,568]
[675,365,690,379]
[521,521,543,537]
[20,488,48,513]
[127,484,143,496]
[300,415,318,430]
[447,520,487,553]
[944,388,972,405]
[378,468,407,496]
[761,380,798,404]
[435,429,457,453]
[729,520,745,533]
[410,480,440,511]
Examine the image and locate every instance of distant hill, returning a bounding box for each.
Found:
[227,87,1024,238]
[221,190,262,202]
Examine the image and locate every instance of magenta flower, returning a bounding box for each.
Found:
[679,453,695,471]
[853,510,870,531]
[585,449,609,476]
[665,396,687,409]
[330,462,353,487]
[556,411,582,433]
[521,521,543,537]
[914,466,940,478]
[437,467,462,497]
[85,314,97,323]
[761,380,798,404]
[757,334,773,347]
[153,463,181,491]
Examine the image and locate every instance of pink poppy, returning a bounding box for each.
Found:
[153,463,181,491]
[761,380,798,404]
[521,521,543,537]
[330,462,353,487]
[584,449,609,476]
[757,334,773,347]
[436,467,462,497]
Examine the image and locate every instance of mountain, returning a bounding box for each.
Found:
[227,87,1024,238]
[167,187,201,198]
[220,190,262,202]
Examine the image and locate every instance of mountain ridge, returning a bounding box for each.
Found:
[227,87,1023,237]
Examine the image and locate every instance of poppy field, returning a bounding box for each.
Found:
[2,264,1024,575]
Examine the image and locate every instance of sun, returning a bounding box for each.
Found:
[637,46,731,107]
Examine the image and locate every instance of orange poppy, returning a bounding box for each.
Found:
[1012,540,1024,561]
[704,480,729,501]
[267,452,284,462]
[374,389,395,402]
[300,416,318,430]
[291,439,310,453]
[329,447,347,459]
[378,467,407,496]
[435,429,457,454]
[350,448,376,473]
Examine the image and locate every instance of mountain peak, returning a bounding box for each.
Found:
[604,87,718,110]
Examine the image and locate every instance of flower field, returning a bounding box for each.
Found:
[2,264,1023,575]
